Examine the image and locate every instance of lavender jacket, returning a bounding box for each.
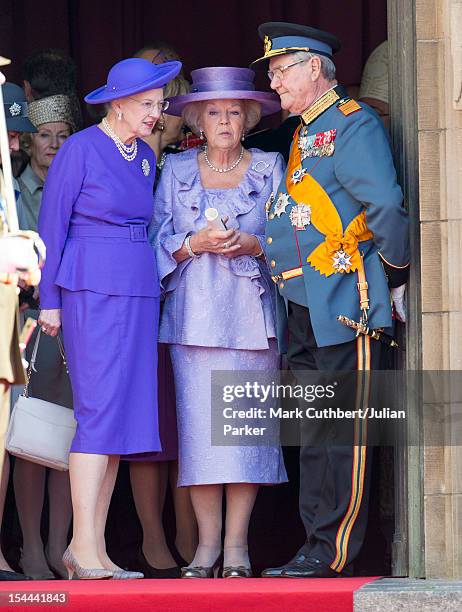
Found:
[150,147,285,350]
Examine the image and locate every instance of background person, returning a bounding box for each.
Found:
[14,94,75,580]
[358,41,389,130]
[23,49,83,131]
[37,57,181,580]
[0,77,36,581]
[153,66,288,579]
[134,43,191,164]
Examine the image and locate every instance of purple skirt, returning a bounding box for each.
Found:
[127,342,178,462]
[61,289,161,455]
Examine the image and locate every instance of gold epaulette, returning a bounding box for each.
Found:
[337,98,362,117]
[301,89,340,125]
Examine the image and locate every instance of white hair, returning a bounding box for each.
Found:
[293,50,337,81]
[182,99,261,136]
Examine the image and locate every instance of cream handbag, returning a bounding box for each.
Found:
[6,329,76,471]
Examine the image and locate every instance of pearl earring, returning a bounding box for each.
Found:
[241,132,246,142]
[199,129,205,140]
[117,111,122,120]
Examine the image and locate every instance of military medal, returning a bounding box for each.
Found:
[274,192,290,217]
[298,128,337,159]
[332,249,352,272]
[265,192,275,218]
[291,168,308,184]
[142,158,150,176]
[289,204,311,230]
[298,133,316,160]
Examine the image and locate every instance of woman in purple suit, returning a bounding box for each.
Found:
[37,58,181,580]
[153,67,288,578]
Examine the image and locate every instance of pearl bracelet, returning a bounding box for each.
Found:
[185,234,201,259]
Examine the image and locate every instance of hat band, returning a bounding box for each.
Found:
[4,101,28,118]
[105,72,168,96]
[191,79,256,93]
[271,35,333,57]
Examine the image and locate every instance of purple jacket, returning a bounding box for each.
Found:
[38,125,159,309]
[151,148,285,349]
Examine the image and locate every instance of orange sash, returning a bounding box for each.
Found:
[285,126,373,277]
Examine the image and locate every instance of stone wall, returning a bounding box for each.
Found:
[416,0,462,579]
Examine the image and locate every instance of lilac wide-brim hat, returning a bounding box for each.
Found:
[84,58,182,104]
[166,67,280,117]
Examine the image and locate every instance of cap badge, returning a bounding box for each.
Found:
[9,102,21,117]
[289,204,311,230]
[142,158,150,176]
[264,35,272,55]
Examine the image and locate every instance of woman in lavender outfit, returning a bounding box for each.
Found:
[152,67,288,578]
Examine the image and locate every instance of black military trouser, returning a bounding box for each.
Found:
[286,301,382,573]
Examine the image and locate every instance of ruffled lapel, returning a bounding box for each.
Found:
[170,147,277,219]
[170,148,203,219]
[241,149,277,195]
[234,149,277,216]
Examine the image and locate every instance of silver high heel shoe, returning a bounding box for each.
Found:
[111,569,144,580]
[62,548,113,580]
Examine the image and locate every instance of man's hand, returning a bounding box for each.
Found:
[0,231,45,285]
[391,284,406,323]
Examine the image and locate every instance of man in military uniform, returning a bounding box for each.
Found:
[0,65,37,580]
[251,23,409,578]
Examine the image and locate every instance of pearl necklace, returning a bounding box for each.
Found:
[102,117,138,161]
[203,145,244,173]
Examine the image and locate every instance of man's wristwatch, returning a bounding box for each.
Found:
[185,234,201,258]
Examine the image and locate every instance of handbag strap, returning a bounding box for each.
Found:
[23,328,68,398]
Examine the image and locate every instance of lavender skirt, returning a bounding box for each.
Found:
[170,341,288,487]
[61,289,161,455]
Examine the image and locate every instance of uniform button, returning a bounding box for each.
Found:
[279,282,285,289]
[266,237,273,245]
[270,260,276,268]
[268,213,275,220]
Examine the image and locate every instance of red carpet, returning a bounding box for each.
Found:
[0,577,378,611]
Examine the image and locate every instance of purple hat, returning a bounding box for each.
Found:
[166,67,280,116]
[84,58,182,104]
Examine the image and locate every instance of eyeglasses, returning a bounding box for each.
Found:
[127,97,170,114]
[267,58,308,81]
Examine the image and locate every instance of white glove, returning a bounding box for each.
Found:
[0,231,45,285]
[391,283,406,323]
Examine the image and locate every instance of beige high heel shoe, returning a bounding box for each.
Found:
[62,548,113,580]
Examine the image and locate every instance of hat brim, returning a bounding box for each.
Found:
[6,116,37,133]
[165,90,281,117]
[84,61,181,104]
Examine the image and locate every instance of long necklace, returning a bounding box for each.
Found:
[203,145,244,173]
[101,117,138,161]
